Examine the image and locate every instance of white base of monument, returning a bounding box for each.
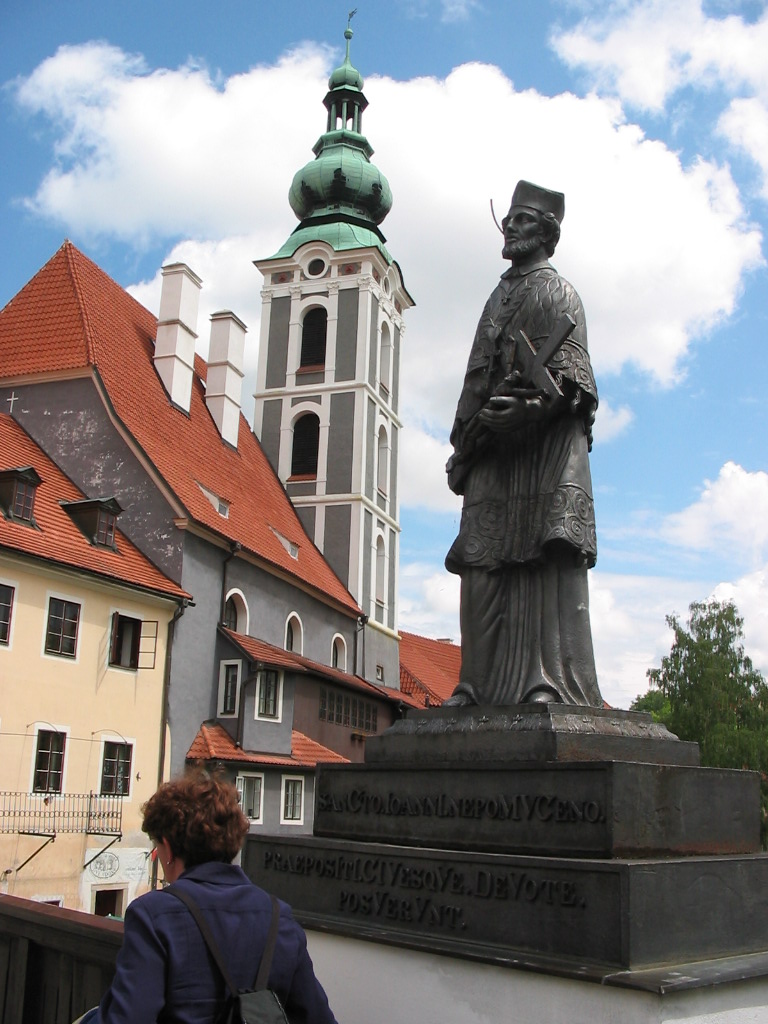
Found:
[307,930,768,1024]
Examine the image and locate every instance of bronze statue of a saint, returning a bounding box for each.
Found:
[444,180,603,708]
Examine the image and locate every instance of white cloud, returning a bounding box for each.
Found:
[11,43,762,435]
[593,398,633,443]
[398,563,460,640]
[713,568,768,671]
[719,98,768,199]
[552,1,768,191]
[553,1,768,113]
[398,422,460,511]
[661,461,768,569]
[11,38,768,711]
[14,41,332,245]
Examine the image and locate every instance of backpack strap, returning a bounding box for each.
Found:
[254,895,281,991]
[167,886,281,993]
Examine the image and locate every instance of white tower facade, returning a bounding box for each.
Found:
[252,20,413,687]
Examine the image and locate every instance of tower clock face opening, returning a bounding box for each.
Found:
[307,258,326,277]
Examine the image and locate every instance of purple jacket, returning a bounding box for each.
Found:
[97,861,338,1024]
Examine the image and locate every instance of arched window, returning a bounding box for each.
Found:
[223,597,237,631]
[331,635,347,671]
[380,321,392,394]
[291,414,320,477]
[377,425,389,495]
[375,537,386,607]
[222,590,248,633]
[285,614,302,654]
[300,308,327,369]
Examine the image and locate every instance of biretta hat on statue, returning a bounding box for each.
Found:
[511,180,565,222]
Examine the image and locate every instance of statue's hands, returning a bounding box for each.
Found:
[478,394,546,433]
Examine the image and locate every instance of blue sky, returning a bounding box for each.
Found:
[3,0,768,708]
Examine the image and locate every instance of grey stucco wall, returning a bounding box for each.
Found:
[225,766,315,837]
[368,296,379,387]
[260,400,282,473]
[335,287,359,382]
[323,504,352,592]
[327,392,355,493]
[296,505,316,541]
[365,397,376,500]
[362,509,372,618]
[2,380,183,581]
[224,553,356,666]
[363,622,400,689]
[390,425,399,514]
[392,324,401,415]
[168,530,359,776]
[265,296,290,389]
[388,529,397,631]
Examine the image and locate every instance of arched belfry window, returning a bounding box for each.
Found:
[300,308,327,369]
[375,537,386,606]
[377,426,389,495]
[380,322,392,394]
[291,414,320,478]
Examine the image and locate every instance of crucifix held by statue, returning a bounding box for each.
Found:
[444,180,603,708]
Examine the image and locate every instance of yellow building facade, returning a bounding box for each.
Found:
[0,552,177,913]
[0,413,186,913]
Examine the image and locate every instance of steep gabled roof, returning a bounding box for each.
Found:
[0,414,188,601]
[186,722,348,767]
[399,630,461,707]
[0,242,360,615]
[221,626,422,706]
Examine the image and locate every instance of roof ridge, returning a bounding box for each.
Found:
[62,240,99,365]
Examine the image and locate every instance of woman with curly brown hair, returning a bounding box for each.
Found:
[85,772,338,1024]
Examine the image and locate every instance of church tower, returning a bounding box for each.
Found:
[253,17,413,687]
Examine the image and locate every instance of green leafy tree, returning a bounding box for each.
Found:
[638,599,768,846]
[629,688,671,724]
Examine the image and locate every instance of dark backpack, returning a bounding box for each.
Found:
[167,887,289,1024]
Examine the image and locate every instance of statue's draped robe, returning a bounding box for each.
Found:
[445,260,602,706]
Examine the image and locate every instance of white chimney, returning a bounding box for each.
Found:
[205,310,246,447]
[154,263,202,412]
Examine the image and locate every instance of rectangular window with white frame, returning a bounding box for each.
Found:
[236,774,264,823]
[44,595,80,658]
[100,740,133,796]
[0,582,14,646]
[218,660,241,717]
[33,728,66,793]
[256,669,282,721]
[281,775,304,825]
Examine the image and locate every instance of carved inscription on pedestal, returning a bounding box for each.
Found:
[314,764,610,855]
[246,836,622,963]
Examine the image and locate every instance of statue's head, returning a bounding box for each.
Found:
[502,180,564,262]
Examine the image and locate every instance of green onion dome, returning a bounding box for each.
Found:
[287,20,393,228]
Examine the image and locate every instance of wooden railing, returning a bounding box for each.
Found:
[0,895,121,1024]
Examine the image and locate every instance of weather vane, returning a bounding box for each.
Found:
[348,9,357,27]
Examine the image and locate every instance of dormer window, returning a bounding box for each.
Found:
[0,467,42,526]
[96,508,117,547]
[61,497,122,549]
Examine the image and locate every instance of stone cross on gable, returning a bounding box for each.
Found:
[6,391,19,414]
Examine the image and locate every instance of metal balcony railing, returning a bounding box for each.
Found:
[0,791,123,836]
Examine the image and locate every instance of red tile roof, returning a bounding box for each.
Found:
[0,242,360,615]
[186,722,348,767]
[398,630,461,707]
[0,414,188,601]
[221,626,423,706]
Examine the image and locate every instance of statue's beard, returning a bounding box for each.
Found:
[503,236,542,262]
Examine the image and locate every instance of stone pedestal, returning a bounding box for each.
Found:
[242,706,768,1021]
